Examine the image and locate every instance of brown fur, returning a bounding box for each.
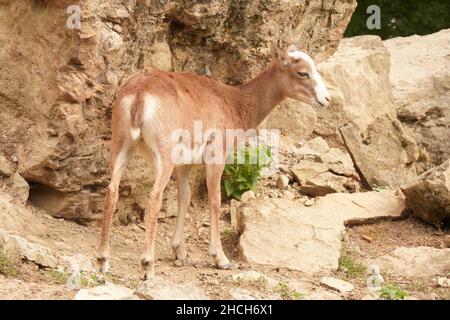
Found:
[97,49,330,279]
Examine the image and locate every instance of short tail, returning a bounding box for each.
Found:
[130,93,144,140]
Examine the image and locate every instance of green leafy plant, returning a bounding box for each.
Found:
[378,285,407,300]
[223,145,272,200]
[277,282,304,300]
[221,227,235,238]
[338,250,366,279]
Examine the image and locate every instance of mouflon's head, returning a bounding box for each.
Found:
[271,44,331,108]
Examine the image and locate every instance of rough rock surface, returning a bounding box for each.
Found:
[237,191,405,273]
[320,277,353,294]
[384,29,450,171]
[0,231,58,268]
[74,283,136,300]
[135,277,209,300]
[312,36,419,188]
[0,192,45,234]
[340,117,418,189]
[373,247,450,278]
[0,0,356,222]
[290,137,360,196]
[401,160,450,224]
[0,154,13,177]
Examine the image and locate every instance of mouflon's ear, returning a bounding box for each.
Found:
[270,42,289,67]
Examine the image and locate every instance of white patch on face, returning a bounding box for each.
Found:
[287,50,330,106]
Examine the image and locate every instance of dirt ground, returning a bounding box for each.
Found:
[0,197,449,300]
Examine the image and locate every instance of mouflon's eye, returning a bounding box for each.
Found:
[297,72,310,79]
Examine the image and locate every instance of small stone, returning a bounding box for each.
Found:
[282,190,295,201]
[361,235,373,242]
[320,277,354,294]
[229,288,257,300]
[112,24,122,33]
[174,260,183,267]
[74,283,135,300]
[303,198,314,207]
[437,277,450,288]
[135,277,208,300]
[115,8,130,18]
[230,206,238,229]
[276,175,289,190]
[240,190,255,202]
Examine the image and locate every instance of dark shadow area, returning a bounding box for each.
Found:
[345,0,450,39]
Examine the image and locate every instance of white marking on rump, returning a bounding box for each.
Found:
[143,94,158,122]
[288,50,330,105]
[120,95,141,140]
[130,128,140,140]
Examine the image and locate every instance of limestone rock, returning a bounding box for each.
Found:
[315,36,397,139]
[74,283,136,300]
[237,191,405,273]
[135,277,209,300]
[229,288,257,300]
[0,231,58,268]
[290,138,360,197]
[0,192,45,234]
[298,172,358,197]
[0,154,13,177]
[320,277,353,294]
[0,0,356,221]
[437,277,450,288]
[262,100,317,142]
[297,137,330,156]
[313,36,419,188]
[276,175,289,190]
[384,29,450,170]
[240,190,256,202]
[401,160,450,224]
[340,117,418,189]
[9,173,29,205]
[373,247,450,278]
[292,161,329,183]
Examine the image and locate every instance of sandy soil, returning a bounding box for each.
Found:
[0,197,448,300]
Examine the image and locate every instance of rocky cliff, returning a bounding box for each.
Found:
[0,0,357,222]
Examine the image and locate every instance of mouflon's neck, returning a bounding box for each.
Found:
[237,62,286,129]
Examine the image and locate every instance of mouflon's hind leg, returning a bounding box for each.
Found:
[96,146,132,273]
[206,164,233,270]
[140,158,174,280]
[171,165,191,264]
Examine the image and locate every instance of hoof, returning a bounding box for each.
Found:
[174,258,189,267]
[140,269,155,281]
[95,257,109,273]
[140,258,155,280]
[171,243,188,262]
